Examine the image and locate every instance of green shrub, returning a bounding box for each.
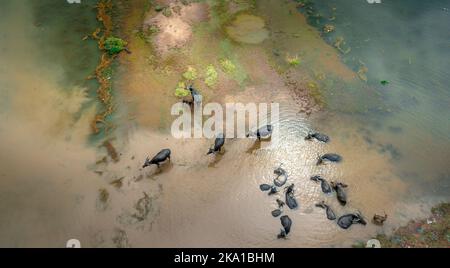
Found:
[205,65,218,87]
[104,36,127,55]
[182,66,198,81]
[174,82,190,97]
[220,58,236,74]
[287,55,301,66]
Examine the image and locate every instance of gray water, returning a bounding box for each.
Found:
[301,0,450,197]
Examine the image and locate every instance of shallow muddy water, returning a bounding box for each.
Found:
[0,0,448,247]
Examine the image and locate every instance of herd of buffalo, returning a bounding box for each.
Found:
[259,131,387,239]
[140,85,387,240]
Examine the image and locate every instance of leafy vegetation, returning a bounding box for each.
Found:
[174,82,190,97]
[104,36,127,55]
[204,65,218,87]
[287,55,301,66]
[220,58,237,74]
[182,66,198,81]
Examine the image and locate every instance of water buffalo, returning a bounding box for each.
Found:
[331,181,348,205]
[277,215,292,238]
[277,230,287,239]
[268,185,278,196]
[316,153,342,165]
[305,132,330,143]
[337,213,367,229]
[284,183,295,195]
[276,199,285,208]
[315,201,336,220]
[182,85,202,106]
[142,149,171,168]
[188,85,202,105]
[271,209,282,217]
[285,186,298,210]
[310,175,332,194]
[207,133,225,155]
[246,125,273,140]
[273,165,288,187]
[259,184,272,191]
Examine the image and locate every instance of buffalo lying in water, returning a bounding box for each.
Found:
[315,201,336,220]
[246,125,273,140]
[305,132,330,143]
[331,181,348,205]
[273,165,288,187]
[337,213,367,229]
[259,184,278,196]
[310,175,332,194]
[284,184,298,210]
[207,133,225,155]
[142,149,171,168]
[316,153,342,165]
[277,215,292,238]
[259,184,272,191]
[271,209,282,217]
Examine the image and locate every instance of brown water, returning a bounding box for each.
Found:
[0,0,447,247]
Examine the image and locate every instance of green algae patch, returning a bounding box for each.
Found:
[226,14,269,44]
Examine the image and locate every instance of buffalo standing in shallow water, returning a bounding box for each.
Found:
[142,149,171,168]
[188,85,202,106]
[182,85,202,106]
[316,153,342,165]
[315,201,336,220]
[276,199,285,208]
[310,175,332,194]
[207,133,225,155]
[331,181,348,205]
[277,215,292,238]
[305,132,330,143]
[337,213,367,229]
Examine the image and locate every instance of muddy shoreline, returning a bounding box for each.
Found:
[354,203,450,248]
